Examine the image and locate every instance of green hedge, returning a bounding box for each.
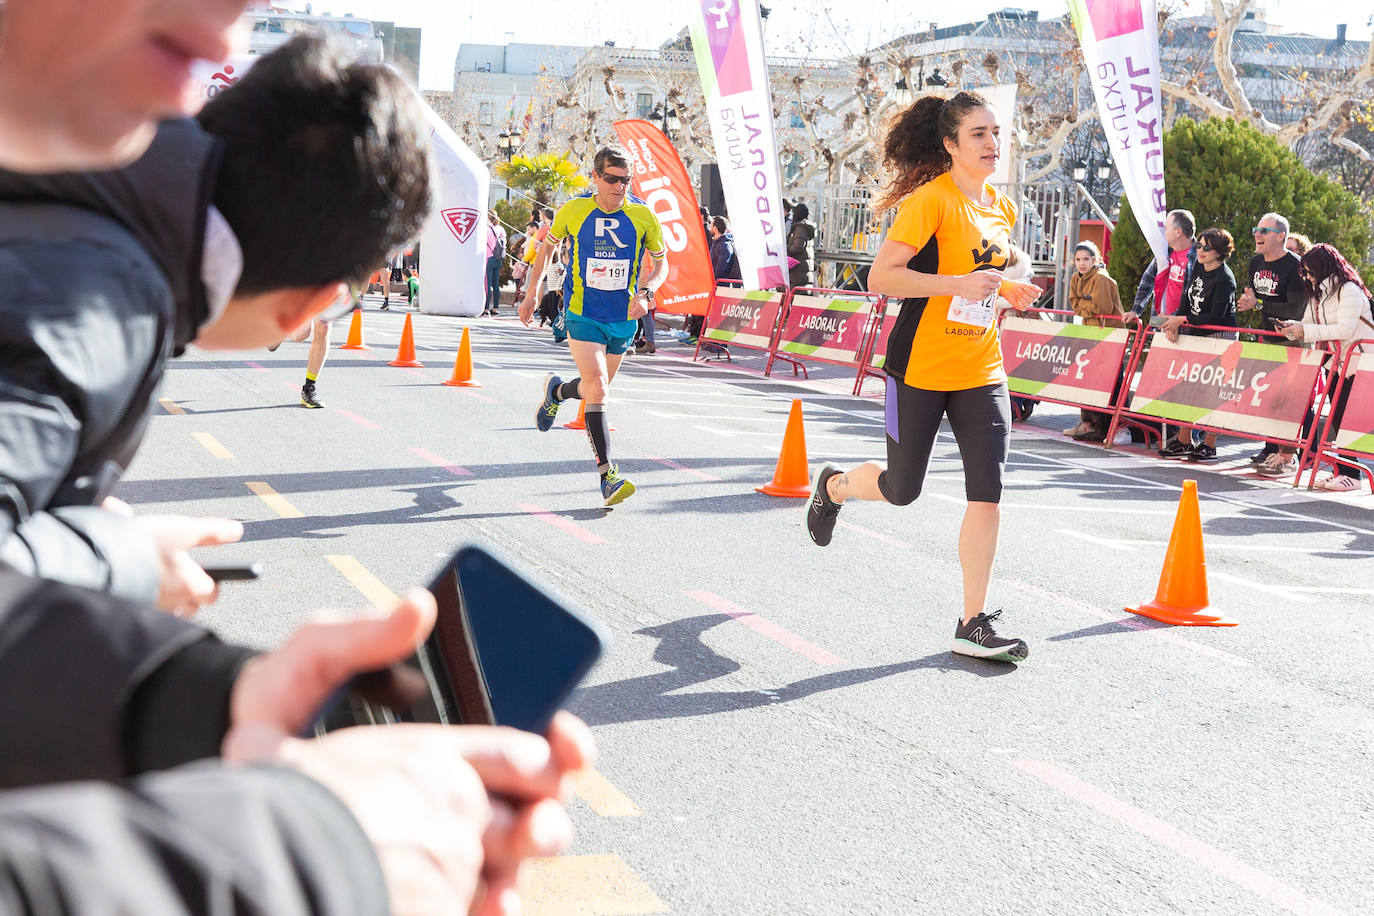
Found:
[1108,117,1373,327]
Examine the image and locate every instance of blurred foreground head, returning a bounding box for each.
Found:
[0,0,247,171]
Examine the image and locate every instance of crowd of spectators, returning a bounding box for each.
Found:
[1061,207,1371,489]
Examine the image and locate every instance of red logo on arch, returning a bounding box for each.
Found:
[442,208,479,244]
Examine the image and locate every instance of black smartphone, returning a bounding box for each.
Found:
[310,545,608,735]
[203,562,262,582]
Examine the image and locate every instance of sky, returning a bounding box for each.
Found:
[289,1,1373,91]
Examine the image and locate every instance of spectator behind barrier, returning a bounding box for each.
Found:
[1286,232,1313,257]
[1129,208,1196,326]
[1064,241,1125,443]
[787,202,816,288]
[1262,244,1374,490]
[1156,227,1238,462]
[1237,212,1305,333]
[1068,240,1124,328]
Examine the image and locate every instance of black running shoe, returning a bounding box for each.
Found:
[1185,443,1218,462]
[952,610,1028,662]
[1158,439,1191,460]
[805,463,842,547]
[300,382,324,409]
[535,373,562,432]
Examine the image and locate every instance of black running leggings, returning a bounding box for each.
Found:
[877,377,1011,505]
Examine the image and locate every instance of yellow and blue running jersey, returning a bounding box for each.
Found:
[549,191,666,323]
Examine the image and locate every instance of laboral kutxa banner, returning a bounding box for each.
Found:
[1000,317,1131,409]
[688,0,789,290]
[775,294,876,365]
[613,119,715,316]
[1132,335,1326,440]
[1333,353,1374,455]
[702,286,783,350]
[1068,0,1169,269]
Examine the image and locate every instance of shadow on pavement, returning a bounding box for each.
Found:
[572,613,1015,726]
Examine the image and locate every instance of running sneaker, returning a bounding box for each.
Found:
[1320,474,1361,492]
[1249,447,1275,466]
[379,300,389,311]
[601,465,636,506]
[535,373,562,432]
[952,610,1029,662]
[300,382,324,409]
[1158,439,1191,459]
[805,463,842,547]
[1256,452,1297,477]
[1185,443,1218,462]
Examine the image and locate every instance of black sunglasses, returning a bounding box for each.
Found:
[599,173,633,186]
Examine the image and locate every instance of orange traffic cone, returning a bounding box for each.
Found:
[756,399,811,498]
[561,400,614,431]
[1126,479,1235,626]
[339,308,369,350]
[388,312,424,367]
[442,327,482,387]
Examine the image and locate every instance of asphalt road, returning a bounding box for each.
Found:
[124,298,1374,916]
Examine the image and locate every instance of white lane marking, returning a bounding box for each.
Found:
[1055,529,1137,552]
[929,492,1243,519]
[694,425,737,438]
[1282,586,1374,595]
[1209,571,1316,604]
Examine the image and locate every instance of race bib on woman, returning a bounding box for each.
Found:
[947,292,996,328]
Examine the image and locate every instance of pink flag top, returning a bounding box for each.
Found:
[1087,0,1145,40]
[689,0,790,291]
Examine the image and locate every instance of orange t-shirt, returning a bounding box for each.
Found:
[882,172,1018,391]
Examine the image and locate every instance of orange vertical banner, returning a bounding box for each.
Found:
[613,118,714,316]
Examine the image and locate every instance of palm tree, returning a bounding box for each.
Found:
[493,151,589,205]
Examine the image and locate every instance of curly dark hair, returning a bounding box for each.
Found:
[875,90,991,210]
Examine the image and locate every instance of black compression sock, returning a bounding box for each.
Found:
[585,403,610,471]
[556,378,581,402]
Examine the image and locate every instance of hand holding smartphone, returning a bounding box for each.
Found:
[307,545,608,736]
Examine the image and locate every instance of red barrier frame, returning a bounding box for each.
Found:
[994,308,1159,446]
[765,285,883,381]
[853,297,895,396]
[693,280,786,365]
[1103,323,1331,483]
[1303,338,1374,493]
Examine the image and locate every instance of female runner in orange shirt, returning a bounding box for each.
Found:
[805,91,1040,662]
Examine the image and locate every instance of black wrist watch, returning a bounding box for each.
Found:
[638,288,654,302]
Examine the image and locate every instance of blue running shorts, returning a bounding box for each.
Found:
[564,313,637,355]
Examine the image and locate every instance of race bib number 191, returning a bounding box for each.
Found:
[586,257,630,291]
[947,292,996,328]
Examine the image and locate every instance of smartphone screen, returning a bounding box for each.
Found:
[311,545,608,736]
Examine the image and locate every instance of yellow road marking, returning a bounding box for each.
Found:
[192,432,233,459]
[245,481,304,519]
[571,768,642,817]
[159,397,186,415]
[324,554,397,608]
[524,855,669,916]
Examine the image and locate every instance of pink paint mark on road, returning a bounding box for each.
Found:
[410,447,474,477]
[336,409,381,430]
[685,590,848,665]
[1005,579,1249,668]
[1011,760,1341,916]
[243,361,269,372]
[836,520,913,550]
[641,453,721,482]
[515,503,608,545]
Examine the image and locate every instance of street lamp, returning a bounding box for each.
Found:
[892,76,913,108]
[497,127,524,200]
[664,106,682,139]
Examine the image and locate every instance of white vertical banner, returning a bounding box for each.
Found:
[1069,0,1168,268]
[417,105,489,316]
[688,0,789,289]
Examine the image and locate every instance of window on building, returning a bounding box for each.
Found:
[636,92,655,119]
[479,102,493,126]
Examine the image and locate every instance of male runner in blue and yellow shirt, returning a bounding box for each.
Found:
[519,145,668,506]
